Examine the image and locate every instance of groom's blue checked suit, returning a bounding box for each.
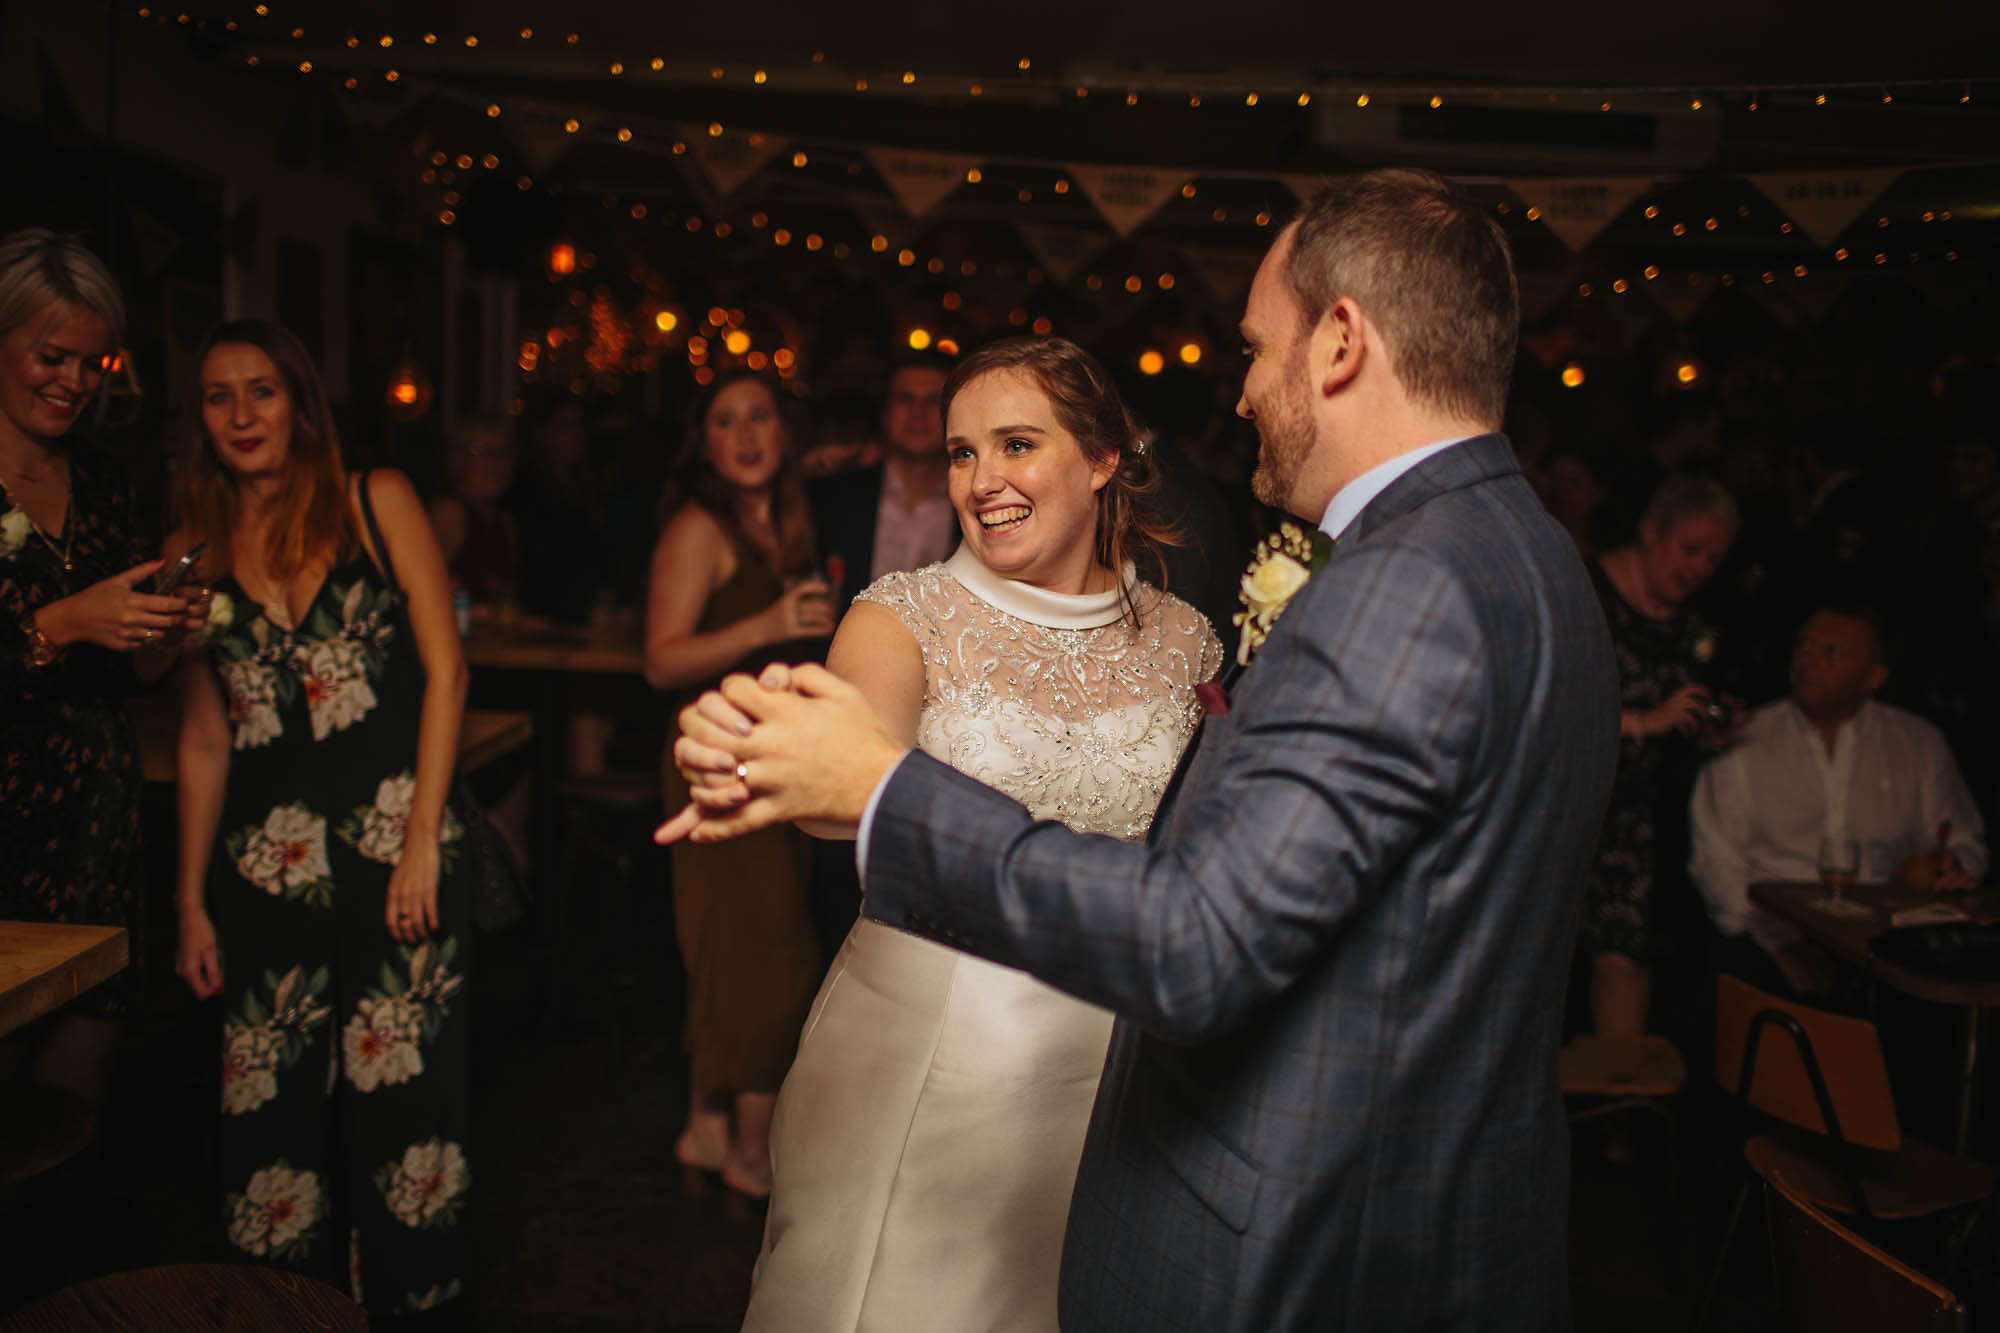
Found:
[861,433,1619,1331]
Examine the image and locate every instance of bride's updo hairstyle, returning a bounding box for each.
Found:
[940,336,1183,618]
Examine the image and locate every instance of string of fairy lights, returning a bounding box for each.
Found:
[128,4,1994,112]
[122,4,1997,394]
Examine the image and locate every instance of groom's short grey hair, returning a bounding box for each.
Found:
[1283,168,1518,427]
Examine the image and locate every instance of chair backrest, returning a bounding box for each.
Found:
[1713,973,1901,1151]
[1766,1172,1965,1333]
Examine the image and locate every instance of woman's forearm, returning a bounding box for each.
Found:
[407,660,469,838]
[645,609,775,692]
[176,741,230,914]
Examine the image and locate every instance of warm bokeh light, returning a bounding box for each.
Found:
[390,379,421,406]
[548,243,576,277]
[654,311,678,333]
[706,307,727,327]
[686,336,709,356]
[1138,350,1165,376]
[746,351,768,370]
[773,348,796,370]
[907,328,933,351]
[936,338,960,357]
[1561,363,1586,388]
[1031,317,1053,335]
[1179,343,1203,366]
[724,330,752,355]
[1676,361,1700,385]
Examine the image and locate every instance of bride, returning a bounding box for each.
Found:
[729,336,1222,1330]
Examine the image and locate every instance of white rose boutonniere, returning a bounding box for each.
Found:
[0,506,31,560]
[1232,522,1335,666]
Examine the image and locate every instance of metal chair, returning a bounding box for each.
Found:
[1698,973,1993,1328]
[1764,1170,1969,1333]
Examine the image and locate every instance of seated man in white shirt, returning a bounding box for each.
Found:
[1690,605,1987,994]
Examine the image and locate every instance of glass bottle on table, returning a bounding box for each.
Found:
[1817,831,1868,918]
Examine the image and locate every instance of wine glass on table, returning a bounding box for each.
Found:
[1816,832,1869,918]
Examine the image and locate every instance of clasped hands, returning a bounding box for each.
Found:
[655,661,908,845]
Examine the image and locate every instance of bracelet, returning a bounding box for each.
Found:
[21,611,63,667]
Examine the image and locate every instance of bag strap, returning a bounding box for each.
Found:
[353,470,402,596]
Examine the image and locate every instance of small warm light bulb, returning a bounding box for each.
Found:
[1124,275,1143,293]
[617,128,632,142]
[708,122,724,137]
[902,71,916,84]
[907,327,933,350]
[1561,363,1586,388]
[793,151,809,167]
[897,249,916,267]
[1054,179,1070,195]
[1179,343,1202,366]
[486,104,500,117]
[871,235,889,252]
[609,62,624,75]
[1643,265,1661,280]
[547,243,577,276]
[724,330,752,355]
[1017,57,1031,70]
[1429,94,1443,109]
[754,69,767,84]
[1676,362,1699,384]
[655,311,678,333]
[1245,92,1259,106]
[966,168,982,183]
[1611,279,1629,293]
[1138,350,1166,376]
[1356,93,1370,107]
[1297,93,1311,106]
[564,119,579,133]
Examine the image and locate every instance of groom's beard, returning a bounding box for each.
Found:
[1250,350,1314,511]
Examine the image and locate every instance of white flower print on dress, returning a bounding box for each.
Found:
[337,771,466,868]
[227,802,334,905]
[227,1160,324,1258]
[221,1023,281,1115]
[300,637,379,739]
[376,1138,469,1229]
[219,658,283,749]
[0,506,31,560]
[220,966,332,1115]
[342,994,426,1092]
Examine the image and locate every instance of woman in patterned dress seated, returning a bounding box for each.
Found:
[727,336,1223,1331]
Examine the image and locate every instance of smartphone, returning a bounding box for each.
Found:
[152,542,208,595]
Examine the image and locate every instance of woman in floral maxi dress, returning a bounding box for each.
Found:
[172,319,472,1318]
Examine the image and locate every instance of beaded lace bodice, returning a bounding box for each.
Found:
[858,547,1223,842]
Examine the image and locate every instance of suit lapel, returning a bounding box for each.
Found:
[1152,435,1518,844]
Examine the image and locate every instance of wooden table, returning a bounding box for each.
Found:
[0,922,129,1040]
[1750,880,1999,1152]
[0,1262,366,1331]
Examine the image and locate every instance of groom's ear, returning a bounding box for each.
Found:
[1312,297,1367,398]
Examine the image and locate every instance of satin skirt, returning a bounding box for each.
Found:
[743,917,1114,1332]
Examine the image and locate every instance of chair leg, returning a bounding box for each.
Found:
[1695,1175,1753,1332]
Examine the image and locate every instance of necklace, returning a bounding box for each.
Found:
[30,505,74,573]
[0,466,74,574]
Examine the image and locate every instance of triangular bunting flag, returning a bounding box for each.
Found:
[1067,164,1185,239]
[515,104,597,174]
[1179,243,1265,308]
[1506,177,1654,252]
[1015,223,1109,285]
[681,125,788,200]
[846,190,915,252]
[865,148,984,219]
[1747,169,1902,247]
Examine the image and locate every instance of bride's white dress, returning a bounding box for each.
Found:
[742,546,1221,1332]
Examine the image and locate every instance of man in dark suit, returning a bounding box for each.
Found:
[806,349,959,607]
[667,169,1619,1331]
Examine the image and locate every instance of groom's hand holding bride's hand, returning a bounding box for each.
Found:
[655,661,908,845]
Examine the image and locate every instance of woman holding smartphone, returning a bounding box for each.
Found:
[171,318,471,1318]
[645,370,833,1200]
[0,229,204,1107]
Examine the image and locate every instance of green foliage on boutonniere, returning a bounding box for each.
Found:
[1232,522,1335,665]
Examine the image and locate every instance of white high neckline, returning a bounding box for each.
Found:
[945,545,1131,630]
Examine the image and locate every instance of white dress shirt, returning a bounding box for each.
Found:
[870,461,958,580]
[1689,697,1988,952]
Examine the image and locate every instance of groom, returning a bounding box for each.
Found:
[665,169,1617,1331]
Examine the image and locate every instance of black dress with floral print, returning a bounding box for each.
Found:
[202,482,469,1316]
[1579,557,1717,964]
[0,447,148,1017]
